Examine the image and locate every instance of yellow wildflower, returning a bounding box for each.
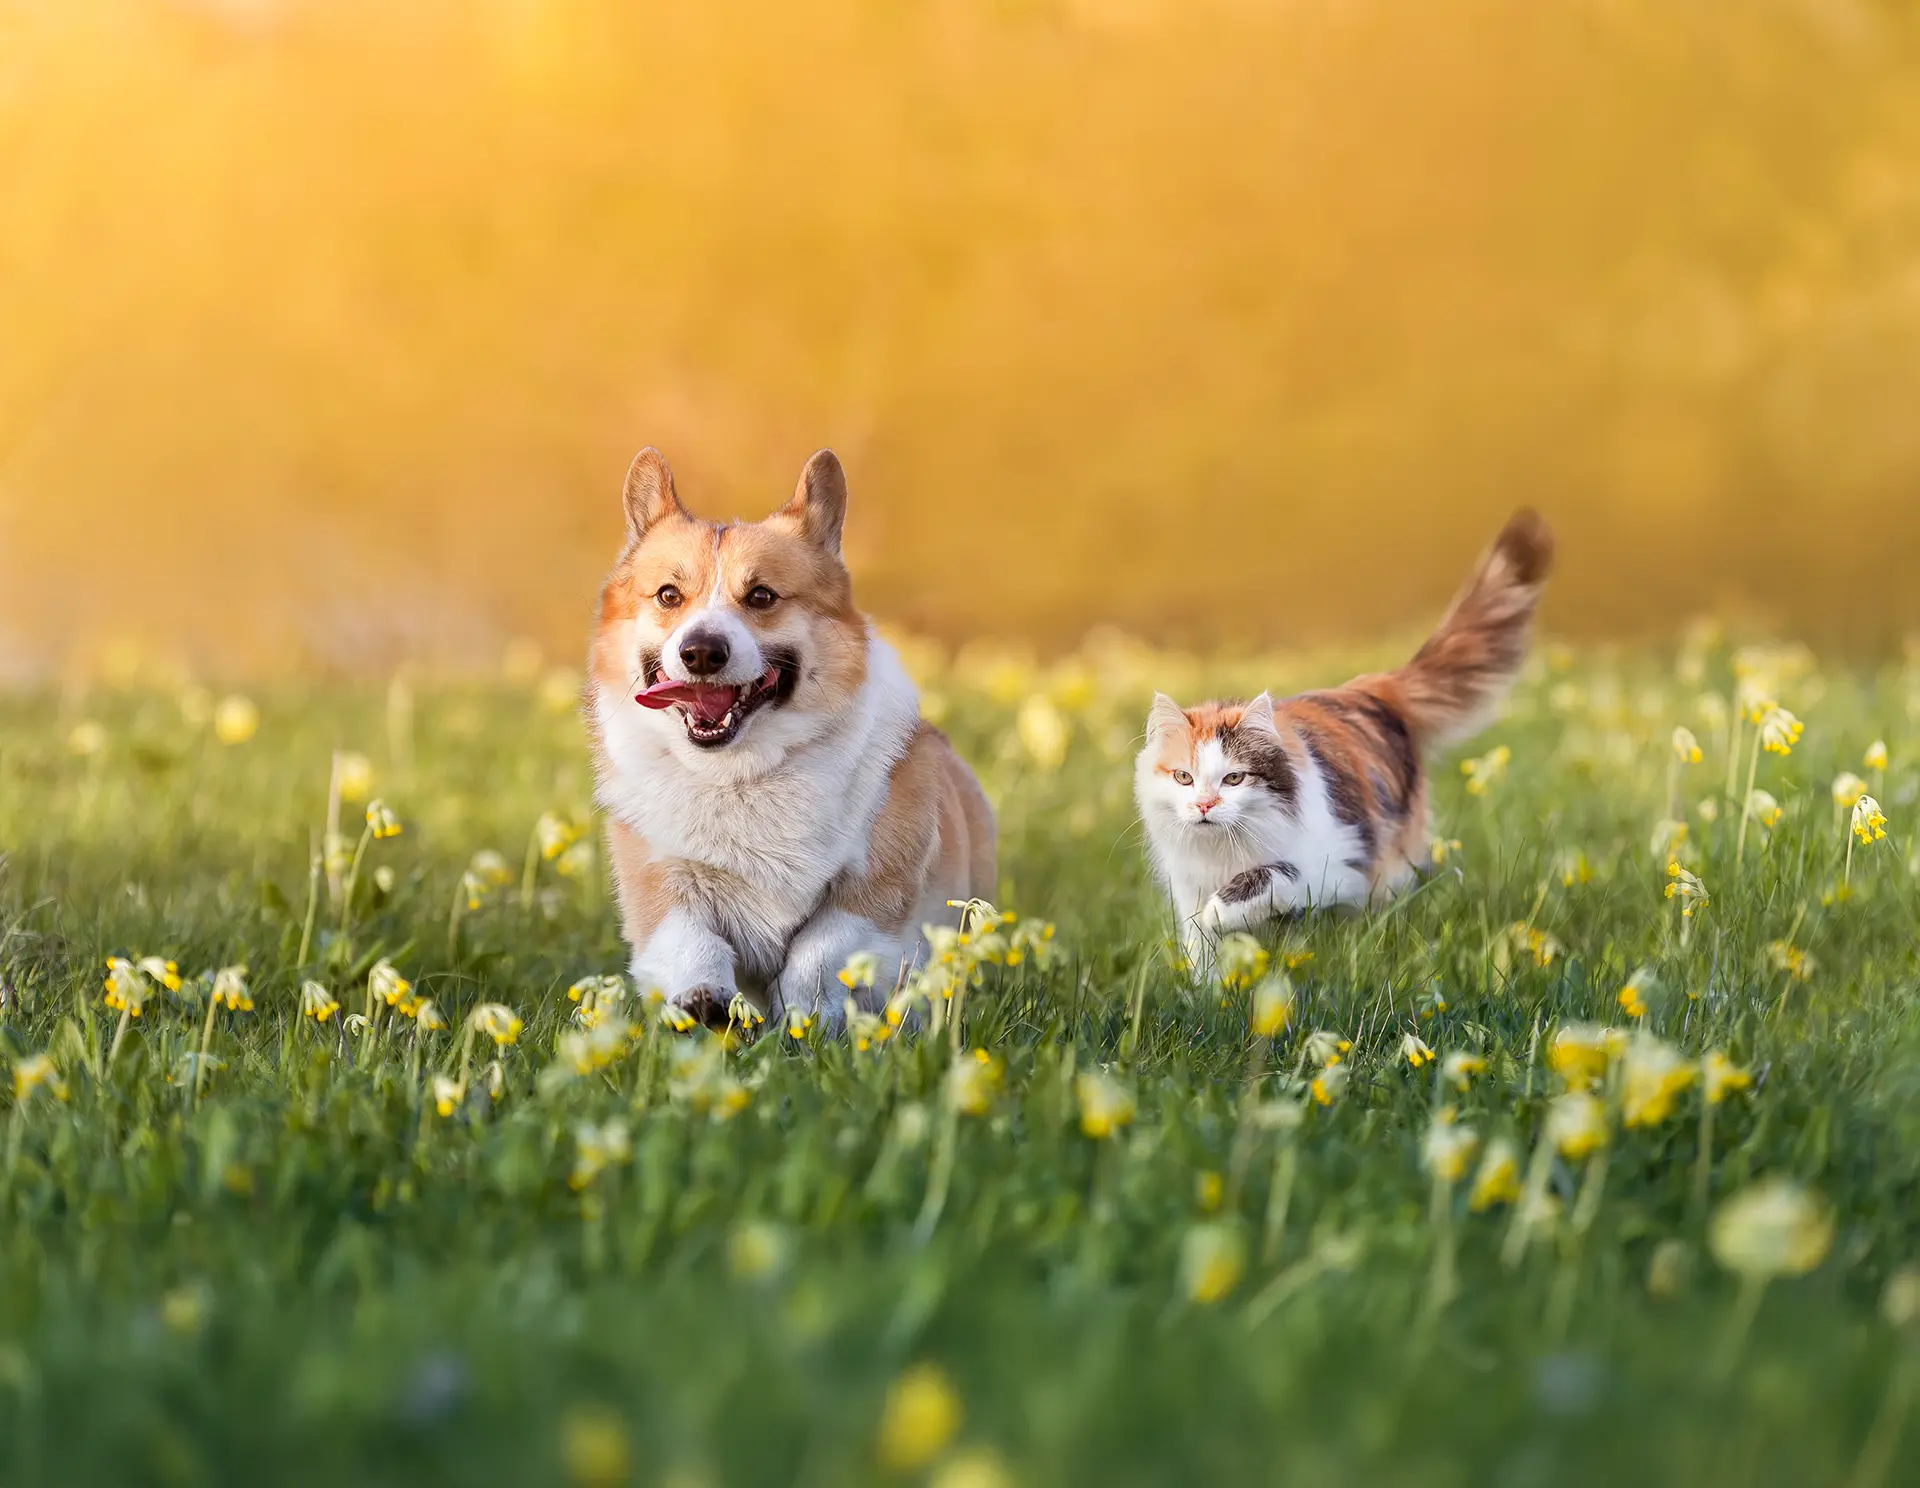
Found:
[1461,744,1512,796]
[1768,942,1813,982]
[431,1075,465,1118]
[212,694,259,745]
[785,1008,814,1041]
[412,1000,447,1033]
[209,965,252,1012]
[1746,790,1783,831]
[947,1050,1003,1117]
[1429,837,1464,866]
[1672,727,1703,765]
[1547,1090,1608,1160]
[364,798,402,839]
[1702,1050,1752,1105]
[1304,1030,1351,1066]
[1620,1034,1695,1128]
[1617,968,1654,1020]
[1832,772,1869,810]
[1852,794,1888,845]
[471,1003,524,1046]
[1016,694,1070,771]
[103,957,153,1018]
[299,981,340,1021]
[1250,974,1295,1038]
[1650,819,1689,861]
[1310,1062,1349,1106]
[1548,1024,1614,1089]
[1757,705,1803,756]
[1710,1180,1833,1279]
[1400,1033,1435,1069]
[369,960,412,1007]
[137,956,183,992]
[333,751,374,803]
[1195,1169,1224,1212]
[1215,932,1270,992]
[11,1052,68,1104]
[1468,1137,1521,1211]
[1075,1070,1136,1139]
[1179,1221,1246,1304]
[1865,739,1889,772]
[1422,1111,1479,1184]
[875,1363,962,1473]
[569,1119,631,1190]
[727,1220,791,1283]
[535,812,580,861]
[558,1407,629,1488]
[1665,862,1710,917]
[838,950,881,992]
[1441,1050,1486,1091]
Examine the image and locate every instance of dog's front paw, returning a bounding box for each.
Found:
[652,982,742,1031]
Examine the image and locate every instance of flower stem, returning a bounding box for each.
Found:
[339,822,374,950]
[1713,1273,1769,1383]
[105,1007,132,1074]
[1848,1347,1917,1488]
[1692,1096,1717,1220]
[297,833,322,968]
[1422,1172,1458,1330]
[1261,1140,1298,1265]
[1735,727,1764,868]
[191,992,219,1107]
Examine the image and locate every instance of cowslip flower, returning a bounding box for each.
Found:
[333,751,374,803]
[1547,1091,1608,1160]
[368,961,412,1008]
[1852,795,1888,845]
[535,812,580,861]
[12,1052,68,1104]
[1400,1033,1435,1069]
[838,950,881,992]
[1016,694,1070,771]
[1768,941,1813,982]
[1702,1050,1752,1105]
[1075,1070,1136,1139]
[875,1364,962,1473]
[1179,1221,1247,1305]
[1865,739,1889,772]
[1620,1034,1696,1128]
[1303,1030,1351,1067]
[1441,1050,1486,1092]
[1548,1024,1615,1089]
[1617,968,1654,1020]
[1747,790,1783,831]
[1468,1137,1521,1211]
[209,965,252,1012]
[947,1049,1003,1116]
[1710,1179,1833,1279]
[1309,1061,1349,1106]
[785,1008,814,1041]
[1672,727,1703,765]
[430,1075,465,1118]
[469,848,513,888]
[1215,933,1270,993]
[103,957,154,1017]
[728,1220,792,1283]
[1832,772,1869,810]
[299,981,340,1021]
[1757,706,1803,756]
[1665,862,1711,917]
[569,1119,632,1190]
[1422,1110,1479,1184]
[1250,974,1295,1038]
[470,1003,524,1047]
[364,799,402,839]
[412,1000,447,1033]
[1461,744,1511,796]
[212,694,259,745]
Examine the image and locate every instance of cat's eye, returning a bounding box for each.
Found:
[655,584,683,609]
[1172,770,1194,786]
[1222,771,1247,786]
[744,584,778,610]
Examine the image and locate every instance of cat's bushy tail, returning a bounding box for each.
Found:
[1367,510,1554,749]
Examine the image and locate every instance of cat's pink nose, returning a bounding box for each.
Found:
[1196,795,1222,816]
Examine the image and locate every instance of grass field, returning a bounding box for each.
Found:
[1,632,1918,1487]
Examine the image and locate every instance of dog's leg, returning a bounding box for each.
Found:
[631,907,738,1025]
[770,908,913,1034]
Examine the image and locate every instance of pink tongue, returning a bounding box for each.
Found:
[634,680,739,723]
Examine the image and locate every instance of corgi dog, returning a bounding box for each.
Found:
[1135,510,1553,966]
[587,447,995,1029]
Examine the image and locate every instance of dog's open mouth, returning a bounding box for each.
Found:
[634,658,796,748]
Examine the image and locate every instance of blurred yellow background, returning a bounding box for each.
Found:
[4,0,1920,676]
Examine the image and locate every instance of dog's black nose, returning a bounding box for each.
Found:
[679,632,730,677]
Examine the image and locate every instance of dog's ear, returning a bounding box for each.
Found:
[622,448,687,545]
[773,449,848,557]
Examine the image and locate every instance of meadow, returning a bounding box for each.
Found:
[1,630,1918,1486]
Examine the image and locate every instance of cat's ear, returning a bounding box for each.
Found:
[1240,692,1278,734]
[1147,693,1188,738]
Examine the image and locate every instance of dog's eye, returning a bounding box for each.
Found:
[1173,770,1193,786]
[655,584,682,609]
[745,585,778,610]
[1223,771,1246,786]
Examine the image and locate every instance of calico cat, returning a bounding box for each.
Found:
[1135,511,1552,965]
